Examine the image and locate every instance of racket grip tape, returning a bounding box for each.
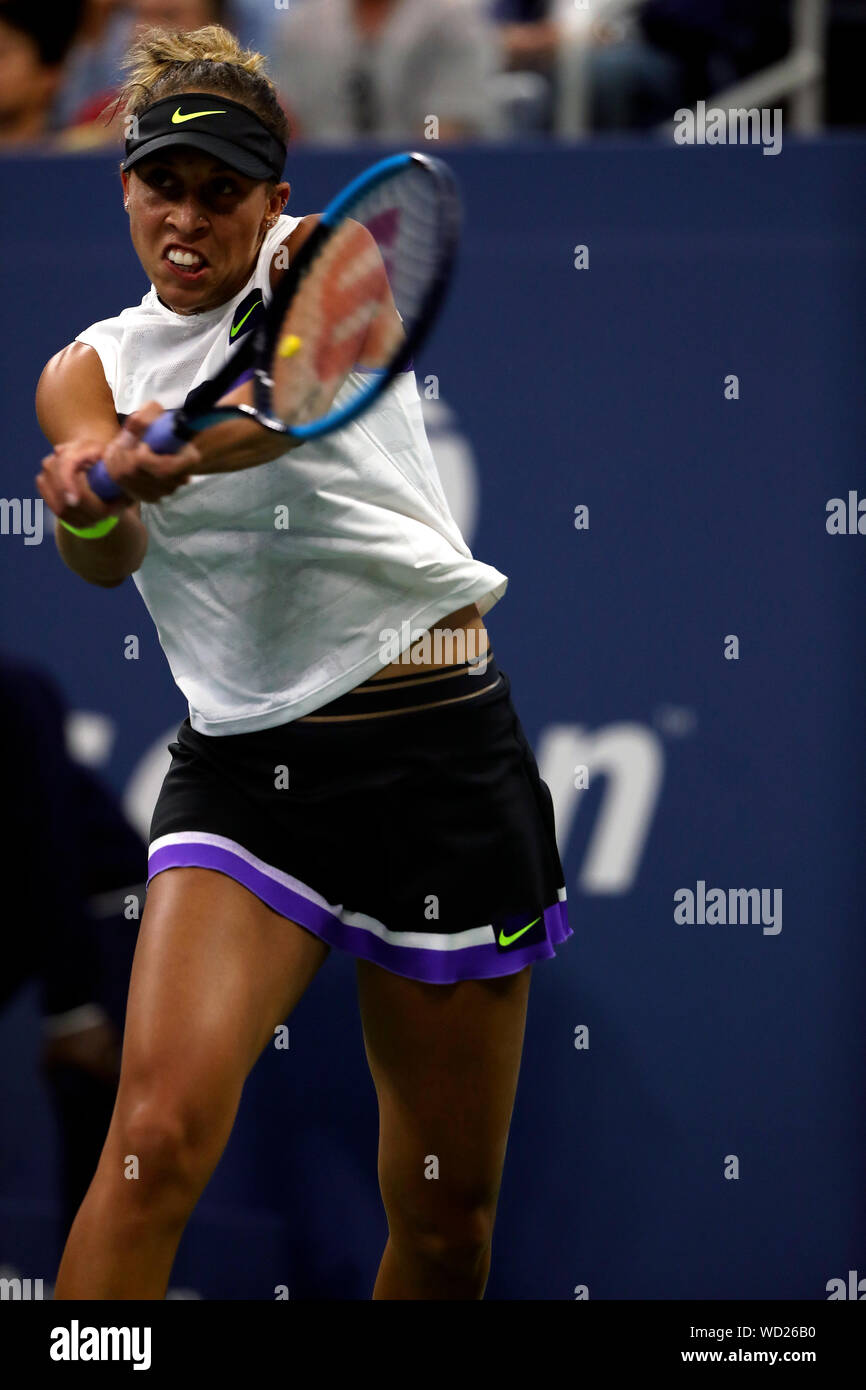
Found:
[142,409,192,455]
[86,461,127,502]
[85,410,191,501]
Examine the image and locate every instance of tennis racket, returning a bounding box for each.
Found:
[85,150,460,501]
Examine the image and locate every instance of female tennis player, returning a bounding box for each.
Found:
[35,25,572,1300]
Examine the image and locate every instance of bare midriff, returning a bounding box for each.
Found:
[296,602,492,723]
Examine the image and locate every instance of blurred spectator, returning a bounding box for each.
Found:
[135,0,228,21]
[230,0,280,56]
[0,0,822,154]
[52,2,131,129]
[489,0,559,132]
[270,0,500,143]
[587,0,792,130]
[494,0,559,73]
[0,655,145,1239]
[825,0,866,128]
[60,0,231,149]
[0,1,86,145]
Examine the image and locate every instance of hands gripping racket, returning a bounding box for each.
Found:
[86,151,460,501]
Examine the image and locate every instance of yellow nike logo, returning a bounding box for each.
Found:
[230,301,262,337]
[498,916,541,947]
[171,107,227,124]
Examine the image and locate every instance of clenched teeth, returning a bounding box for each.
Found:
[167,249,204,267]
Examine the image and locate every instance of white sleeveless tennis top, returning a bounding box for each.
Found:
[76,214,508,735]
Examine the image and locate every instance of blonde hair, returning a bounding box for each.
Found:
[118,25,290,150]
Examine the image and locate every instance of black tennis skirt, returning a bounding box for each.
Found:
[147,653,572,984]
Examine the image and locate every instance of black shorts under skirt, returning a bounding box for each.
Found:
[147,654,572,983]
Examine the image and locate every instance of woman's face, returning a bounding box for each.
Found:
[121,147,289,315]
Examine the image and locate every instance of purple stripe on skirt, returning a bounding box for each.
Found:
[147,841,571,983]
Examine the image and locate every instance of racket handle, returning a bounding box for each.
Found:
[142,409,190,455]
[86,460,127,502]
[85,410,190,501]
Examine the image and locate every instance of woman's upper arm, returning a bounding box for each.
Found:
[36,341,120,449]
[268,214,322,292]
[267,215,403,366]
[36,341,142,520]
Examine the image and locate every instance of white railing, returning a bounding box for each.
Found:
[554,0,828,137]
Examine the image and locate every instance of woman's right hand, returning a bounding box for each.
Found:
[36,437,131,530]
[38,411,201,519]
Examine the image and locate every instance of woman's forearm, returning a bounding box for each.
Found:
[56,508,148,588]
[191,414,302,474]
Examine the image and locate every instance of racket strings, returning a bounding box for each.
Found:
[363,172,443,321]
[269,160,451,430]
[271,224,391,423]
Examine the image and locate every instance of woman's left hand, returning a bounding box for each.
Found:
[93,402,203,503]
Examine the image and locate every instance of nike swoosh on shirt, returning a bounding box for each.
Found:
[498,916,541,947]
[171,108,227,123]
[230,301,262,338]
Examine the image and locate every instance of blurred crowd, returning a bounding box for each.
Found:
[0,0,858,152]
[0,653,146,1242]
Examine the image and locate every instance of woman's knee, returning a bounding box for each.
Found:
[385,1192,497,1273]
[110,1091,225,1213]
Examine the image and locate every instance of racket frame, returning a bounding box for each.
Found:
[251,150,460,441]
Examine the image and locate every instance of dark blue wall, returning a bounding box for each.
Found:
[1,136,864,1299]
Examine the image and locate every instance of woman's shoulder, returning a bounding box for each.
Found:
[265,212,320,293]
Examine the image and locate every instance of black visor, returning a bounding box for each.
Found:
[122,93,286,181]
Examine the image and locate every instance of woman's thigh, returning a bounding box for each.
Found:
[356,959,532,1233]
[111,866,330,1156]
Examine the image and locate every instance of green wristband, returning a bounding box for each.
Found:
[58,514,120,540]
